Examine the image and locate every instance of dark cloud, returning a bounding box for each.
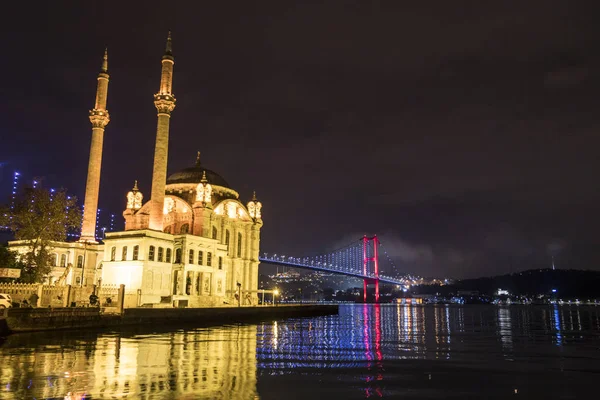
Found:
[1,1,600,278]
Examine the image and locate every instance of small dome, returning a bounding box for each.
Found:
[166,165,230,188]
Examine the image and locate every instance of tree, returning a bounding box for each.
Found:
[0,188,82,283]
[0,244,27,283]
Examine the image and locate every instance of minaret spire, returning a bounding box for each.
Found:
[80,49,111,242]
[148,32,176,231]
[101,47,108,73]
[165,31,173,56]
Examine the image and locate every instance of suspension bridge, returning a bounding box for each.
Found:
[259,235,406,303]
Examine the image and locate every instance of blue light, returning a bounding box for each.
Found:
[552,289,557,293]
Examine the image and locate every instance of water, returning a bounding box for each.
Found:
[1,304,600,399]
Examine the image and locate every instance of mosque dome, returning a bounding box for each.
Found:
[166,152,230,188]
[166,165,230,188]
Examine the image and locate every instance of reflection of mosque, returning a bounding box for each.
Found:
[0,326,258,399]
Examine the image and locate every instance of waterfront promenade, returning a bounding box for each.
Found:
[0,303,338,335]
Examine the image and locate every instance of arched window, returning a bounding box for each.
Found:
[225,230,230,246]
[207,252,212,267]
[218,257,223,270]
[60,254,67,267]
[180,224,189,234]
[133,245,139,261]
[50,253,58,266]
[122,246,128,261]
[164,226,172,234]
[166,248,172,263]
[77,255,84,268]
[175,248,182,264]
[198,251,203,265]
[212,226,218,239]
[149,246,155,261]
[110,247,116,262]
[188,249,194,264]
[237,233,243,258]
[158,247,164,262]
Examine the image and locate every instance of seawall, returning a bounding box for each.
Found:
[1,305,338,335]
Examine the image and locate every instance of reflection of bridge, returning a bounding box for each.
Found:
[259,235,404,302]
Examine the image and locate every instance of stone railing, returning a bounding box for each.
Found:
[0,283,41,305]
[0,283,125,313]
[39,285,70,307]
[98,284,120,309]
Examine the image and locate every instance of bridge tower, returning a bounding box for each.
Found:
[363,235,380,303]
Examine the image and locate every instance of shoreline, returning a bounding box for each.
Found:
[0,304,339,336]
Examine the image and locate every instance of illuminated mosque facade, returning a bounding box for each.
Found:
[10,33,264,307]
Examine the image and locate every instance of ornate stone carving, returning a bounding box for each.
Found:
[195,171,212,205]
[89,109,110,128]
[126,180,143,210]
[247,191,262,220]
[163,197,175,214]
[255,202,262,219]
[153,93,176,115]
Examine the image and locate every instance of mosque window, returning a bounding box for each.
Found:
[175,248,182,264]
[225,230,230,247]
[50,253,58,266]
[149,246,155,261]
[212,226,218,239]
[198,251,203,265]
[158,247,164,262]
[133,245,139,261]
[207,252,212,266]
[77,255,84,268]
[218,257,223,270]
[164,226,171,234]
[110,247,116,262]
[237,233,243,258]
[189,249,194,264]
[180,224,189,234]
[60,254,67,267]
[166,248,172,263]
[122,246,128,261]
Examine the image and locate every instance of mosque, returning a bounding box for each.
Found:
[9,33,263,307]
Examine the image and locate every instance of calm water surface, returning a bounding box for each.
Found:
[1,304,600,399]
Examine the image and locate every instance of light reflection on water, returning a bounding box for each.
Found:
[1,304,600,399]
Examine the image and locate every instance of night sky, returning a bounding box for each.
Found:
[1,2,600,278]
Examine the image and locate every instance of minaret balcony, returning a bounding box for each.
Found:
[88,109,110,128]
[153,94,176,114]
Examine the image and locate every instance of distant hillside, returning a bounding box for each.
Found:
[413,269,600,298]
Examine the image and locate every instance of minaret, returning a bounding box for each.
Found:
[80,49,110,242]
[148,32,176,231]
